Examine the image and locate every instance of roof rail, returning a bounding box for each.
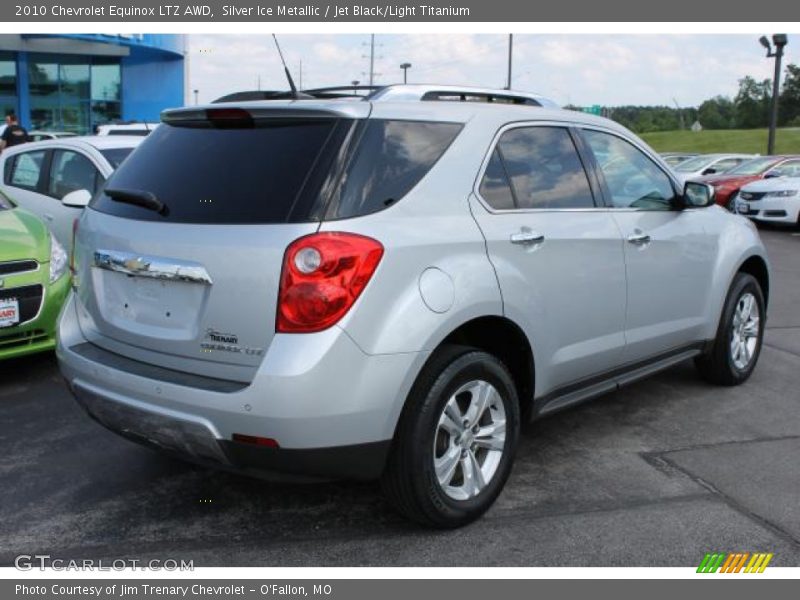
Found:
[212,84,559,108]
[367,84,559,108]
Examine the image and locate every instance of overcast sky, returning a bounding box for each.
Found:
[187,34,794,108]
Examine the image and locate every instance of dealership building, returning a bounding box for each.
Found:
[0,34,186,134]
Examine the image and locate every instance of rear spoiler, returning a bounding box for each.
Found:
[162,103,370,125]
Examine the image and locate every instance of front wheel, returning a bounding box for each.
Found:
[695,273,765,385]
[382,345,520,528]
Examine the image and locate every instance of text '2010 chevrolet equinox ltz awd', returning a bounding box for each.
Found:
[57,85,770,528]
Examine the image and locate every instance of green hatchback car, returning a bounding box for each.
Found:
[0,190,70,360]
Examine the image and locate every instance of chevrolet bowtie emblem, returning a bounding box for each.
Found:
[123,257,149,272]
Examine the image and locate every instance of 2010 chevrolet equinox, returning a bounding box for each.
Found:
[57,85,770,527]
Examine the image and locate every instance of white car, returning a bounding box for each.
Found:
[27,131,79,142]
[673,153,756,183]
[0,136,142,248]
[95,122,159,136]
[735,176,800,226]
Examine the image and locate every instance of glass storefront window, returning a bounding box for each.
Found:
[28,54,121,134]
[91,62,122,127]
[0,51,18,119]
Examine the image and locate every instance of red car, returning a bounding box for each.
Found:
[696,155,800,209]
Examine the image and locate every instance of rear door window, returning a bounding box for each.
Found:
[324,120,462,219]
[48,150,103,199]
[91,119,346,224]
[488,126,595,210]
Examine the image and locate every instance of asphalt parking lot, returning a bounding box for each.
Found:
[0,227,798,568]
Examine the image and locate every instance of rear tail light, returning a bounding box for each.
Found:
[277,232,384,333]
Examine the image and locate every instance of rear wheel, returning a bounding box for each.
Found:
[382,345,520,528]
[695,273,765,385]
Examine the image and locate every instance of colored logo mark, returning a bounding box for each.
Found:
[697,552,773,573]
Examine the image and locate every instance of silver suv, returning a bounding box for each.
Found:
[57,85,770,528]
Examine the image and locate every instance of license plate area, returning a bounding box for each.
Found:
[93,270,208,338]
[0,298,20,328]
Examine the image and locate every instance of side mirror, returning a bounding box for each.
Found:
[702,167,717,175]
[62,189,91,208]
[763,170,782,179]
[681,181,715,209]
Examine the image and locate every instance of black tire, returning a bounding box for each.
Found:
[725,193,739,212]
[695,272,765,386]
[381,344,520,528]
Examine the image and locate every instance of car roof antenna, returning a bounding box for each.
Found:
[272,34,300,99]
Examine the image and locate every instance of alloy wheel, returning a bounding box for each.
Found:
[433,379,507,501]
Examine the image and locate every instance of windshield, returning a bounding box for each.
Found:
[727,157,780,176]
[675,155,716,172]
[99,147,135,169]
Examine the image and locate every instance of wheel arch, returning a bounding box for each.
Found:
[737,254,770,309]
[398,316,536,425]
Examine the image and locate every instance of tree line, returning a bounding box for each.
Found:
[576,63,800,133]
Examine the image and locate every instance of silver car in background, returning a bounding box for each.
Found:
[57,85,770,528]
[672,153,756,184]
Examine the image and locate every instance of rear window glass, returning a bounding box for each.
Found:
[91,119,342,224]
[324,120,462,219]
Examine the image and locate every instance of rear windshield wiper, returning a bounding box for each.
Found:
[105,188,168,216]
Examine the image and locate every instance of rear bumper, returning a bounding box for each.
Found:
[57,293,427,480]
[71,381,390,480]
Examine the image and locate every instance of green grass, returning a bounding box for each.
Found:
[640,128,800,155]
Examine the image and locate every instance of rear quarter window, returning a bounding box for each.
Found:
[324,120,462,220]
[5,150,47,191]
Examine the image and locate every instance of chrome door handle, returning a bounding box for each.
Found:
[627,232,651,246]
[510,230,545,245]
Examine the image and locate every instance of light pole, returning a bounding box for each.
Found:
[505,34,513,90]
[400,62,412,84]
[759,34,788,155]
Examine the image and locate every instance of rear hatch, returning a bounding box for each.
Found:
[72,104,364,383]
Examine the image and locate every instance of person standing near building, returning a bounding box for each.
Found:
[0,114,29,152]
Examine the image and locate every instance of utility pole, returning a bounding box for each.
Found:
[369,34,375,86]
[299,60,303,90]
[673,97,685,130]
[505,34,513,90]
